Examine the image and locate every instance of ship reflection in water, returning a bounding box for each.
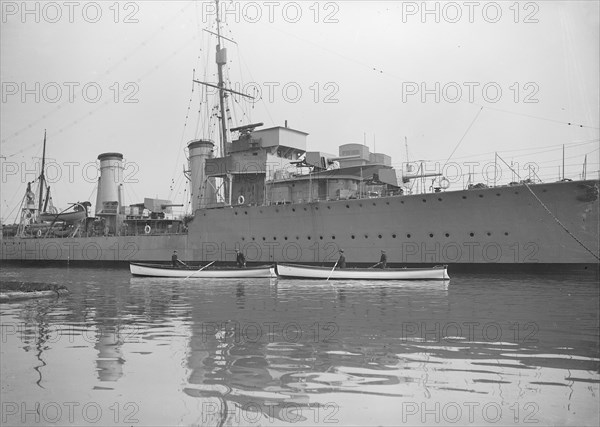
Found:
[0,267,598,426]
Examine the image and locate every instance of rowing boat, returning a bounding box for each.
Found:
[276,263,449,280]
[129,262,276,278]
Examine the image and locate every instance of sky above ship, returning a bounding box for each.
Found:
[1,1,599,220]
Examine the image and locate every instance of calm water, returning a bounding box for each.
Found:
[1,266,598,426]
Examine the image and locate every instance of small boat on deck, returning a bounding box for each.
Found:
[276,263,449,280]
[130,262,276,278]
[39,202,90,224]
[39,209,87,224]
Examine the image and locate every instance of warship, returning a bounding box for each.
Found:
[2,3,599,273]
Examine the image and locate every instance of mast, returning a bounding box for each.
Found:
[562,144,565,180]
[215,0,228,156]
[38,130,47,213]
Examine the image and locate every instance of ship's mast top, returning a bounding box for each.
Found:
[215,0,228,157]
[192,0,255,157]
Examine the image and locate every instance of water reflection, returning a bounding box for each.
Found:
[18,303,52,388]
[95,326,124,382]
[1,268,598,426]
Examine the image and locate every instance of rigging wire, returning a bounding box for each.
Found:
[475,105,599,130]
[442,106,484,170]
[1,3,195,146]
[4,34,199,160]
[262,18,599,131]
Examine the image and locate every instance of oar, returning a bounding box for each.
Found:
[326,260,339,281]
[184,261,216,279]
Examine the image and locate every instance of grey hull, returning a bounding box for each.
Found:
[3,180,598,270]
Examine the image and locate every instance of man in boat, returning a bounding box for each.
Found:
[372,250,387,269]
[235,249,246,268]
[337,249,346,268]
[171,250,186,268]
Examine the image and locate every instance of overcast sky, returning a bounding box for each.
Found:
[1,1,598,221]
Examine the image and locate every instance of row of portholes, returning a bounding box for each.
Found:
[225,187,554,217]
[239,231,510,241]
[233,201,396,215]
[229,189,546,215]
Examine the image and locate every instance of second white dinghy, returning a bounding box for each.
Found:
[276,263,449,280]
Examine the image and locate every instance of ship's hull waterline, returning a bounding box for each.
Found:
[2,180,598,272]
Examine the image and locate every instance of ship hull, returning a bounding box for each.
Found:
[2,180,598,272]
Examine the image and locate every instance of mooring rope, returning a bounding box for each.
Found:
[522,182,600,261]
[494,153,599,260]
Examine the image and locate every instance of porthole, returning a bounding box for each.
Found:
[364,234,369,239]
[462,196,467,199]
[351,235,355,239]
[486,232,491,236]
[422,199,427,203]
[378,234,382,239]
[392,234,397,238]
[438,198,442,201]
[407,233,411,238]
[332,235,336,240]
[478,194,483,198]
[445,233,450,238]
[346,204,350,208]
[469,232,474,237]
[429,233,434,238]
[292,208,296,212]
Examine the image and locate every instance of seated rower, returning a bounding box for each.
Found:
[235,249,247,268]
[171,250,186,268]
[337,249,346,269]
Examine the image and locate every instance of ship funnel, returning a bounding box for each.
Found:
[188,140,215,211]
[95,152,124,214]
